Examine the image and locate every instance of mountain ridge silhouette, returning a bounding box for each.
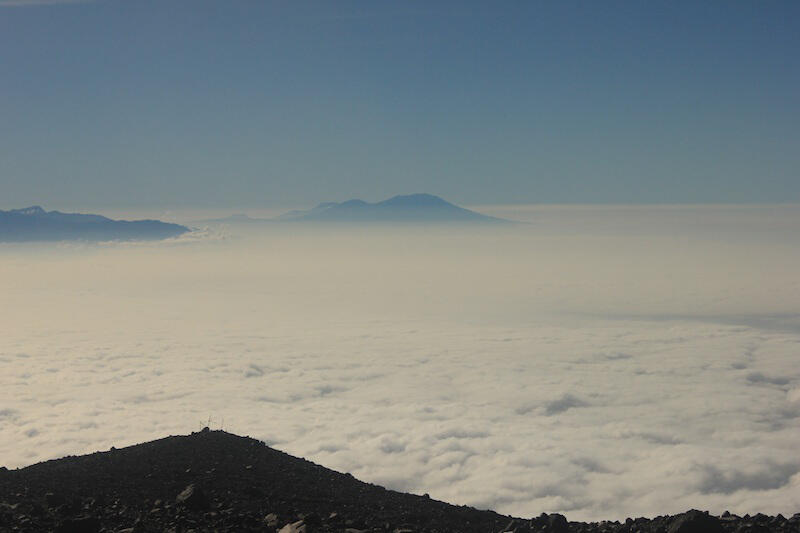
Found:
[276,193,508,223]
[0,206,189,242]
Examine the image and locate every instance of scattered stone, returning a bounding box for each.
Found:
[278,519,307,533]
[546,513,569,533]
[668,509,723,533]
[175,484,209,511]
[265,512,280,528]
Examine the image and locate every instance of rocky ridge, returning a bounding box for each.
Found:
[0,430,797,532]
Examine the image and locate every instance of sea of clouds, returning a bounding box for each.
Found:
[1,204,799,521]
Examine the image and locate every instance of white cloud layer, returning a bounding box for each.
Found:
[1,205,799,521]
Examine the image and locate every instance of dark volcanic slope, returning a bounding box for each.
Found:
[0,430,514,532]
[0,430,797,533]
[0,206,189,242]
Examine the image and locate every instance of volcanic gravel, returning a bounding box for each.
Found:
[0,429,797,532]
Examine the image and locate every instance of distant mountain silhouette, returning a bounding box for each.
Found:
[0,206,190,242]
[276,194,508,223]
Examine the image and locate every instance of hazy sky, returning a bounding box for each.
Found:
[1,1,798,208]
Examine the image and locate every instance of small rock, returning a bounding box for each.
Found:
[753,513,769,523]
[265,513,280,528]
[175,484,209,511]
[547,513,569,533]
[532,513,549,528]
[668,510,723,533]
[278,519,307,533]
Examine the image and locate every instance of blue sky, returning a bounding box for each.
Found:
[1,0,798,207]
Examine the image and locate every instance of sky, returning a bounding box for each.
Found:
[1,0,799,208]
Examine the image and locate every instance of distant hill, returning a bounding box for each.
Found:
[0,429,519,532]
[276,194,508,224]
[0,429,758,533]
[0,206,189,242]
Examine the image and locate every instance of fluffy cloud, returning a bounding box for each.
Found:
[1,205,799,521]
